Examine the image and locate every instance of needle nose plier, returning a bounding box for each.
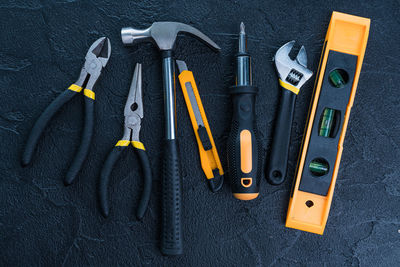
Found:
[22,37,111,185]
[98,63,152,220]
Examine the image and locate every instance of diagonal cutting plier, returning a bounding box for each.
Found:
[98,63,152,220]
[22,37,111,185]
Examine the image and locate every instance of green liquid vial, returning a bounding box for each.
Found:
[329,69,346,88]
[319,108,335,137]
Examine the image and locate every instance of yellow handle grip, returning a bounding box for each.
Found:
[178,70,224,180]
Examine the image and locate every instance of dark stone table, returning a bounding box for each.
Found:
[1,0,398,266]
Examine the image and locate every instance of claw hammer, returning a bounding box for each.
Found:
[121,22,220,256]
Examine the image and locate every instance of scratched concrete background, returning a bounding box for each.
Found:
[1,0,399,266]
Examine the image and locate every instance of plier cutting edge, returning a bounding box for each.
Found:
[22,37,111,185]
[98,63,152,220]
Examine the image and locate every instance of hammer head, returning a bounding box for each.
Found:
[121,22,220,51]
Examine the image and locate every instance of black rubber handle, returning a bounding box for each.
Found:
[161,139,183,256]
[227,86,261,200]
[22,89,77,166]
[64,96,94,185]
[99,146,125,218]
[135,148,152,220]
[266,88,297,185]
[98,145,152,219]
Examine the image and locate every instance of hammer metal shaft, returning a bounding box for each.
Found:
[162,54,176,139]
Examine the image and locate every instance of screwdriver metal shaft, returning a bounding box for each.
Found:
[236,22,251,86]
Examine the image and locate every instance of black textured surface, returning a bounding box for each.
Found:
[1,0,399,266]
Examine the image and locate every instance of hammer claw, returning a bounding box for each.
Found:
[175,22,221,51]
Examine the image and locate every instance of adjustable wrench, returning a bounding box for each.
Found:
[266,41,313,185]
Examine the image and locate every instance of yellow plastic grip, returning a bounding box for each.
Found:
[115,140,145,150]
[84,89,95,100]
[279,79,300,95]
[115,140,130,146]
[132,141,145,151]
[68,84,83,93]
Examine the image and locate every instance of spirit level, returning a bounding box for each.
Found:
[286,11,370,235]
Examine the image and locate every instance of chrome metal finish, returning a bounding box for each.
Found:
[122,63,143,142]
[163,57,176,140]
[274,41,313,89]
[236,22,251,86]
[121,22,220,52]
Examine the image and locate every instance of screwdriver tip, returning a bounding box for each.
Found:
[240,22,245,34]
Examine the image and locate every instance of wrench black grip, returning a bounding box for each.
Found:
[227,85,261,200]
[266,88,296,185]
[161,139,183,255]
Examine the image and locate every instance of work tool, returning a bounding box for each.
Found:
[176,60,224,193]
[286,12,370,234]
[98,63,151,220]
[22,37,111,185]
[265,41,313,185]
[121,22,220,256]
[227,22,261,200]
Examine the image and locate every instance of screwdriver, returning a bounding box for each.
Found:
[227,22,261,200]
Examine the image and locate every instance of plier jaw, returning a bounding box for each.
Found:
[122,114,142,142]
[75,37,111,91]
[122,63,144,143]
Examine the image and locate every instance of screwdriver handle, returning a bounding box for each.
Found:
[266,88,296,185]
[161,138,183,256]
[227,86,261,200]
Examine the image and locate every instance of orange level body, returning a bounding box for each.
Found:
[286,12,370,234]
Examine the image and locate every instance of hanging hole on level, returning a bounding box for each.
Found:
[306,200,314,208]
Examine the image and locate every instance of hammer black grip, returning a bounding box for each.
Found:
[161,139,183,256]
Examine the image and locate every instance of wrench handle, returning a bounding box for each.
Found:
[266,88,296,185]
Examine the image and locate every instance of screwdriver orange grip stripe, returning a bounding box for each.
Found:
[177,70,224,182]
[227,85,260,200]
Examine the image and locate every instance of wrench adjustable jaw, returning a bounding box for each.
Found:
[275,41,313,90]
